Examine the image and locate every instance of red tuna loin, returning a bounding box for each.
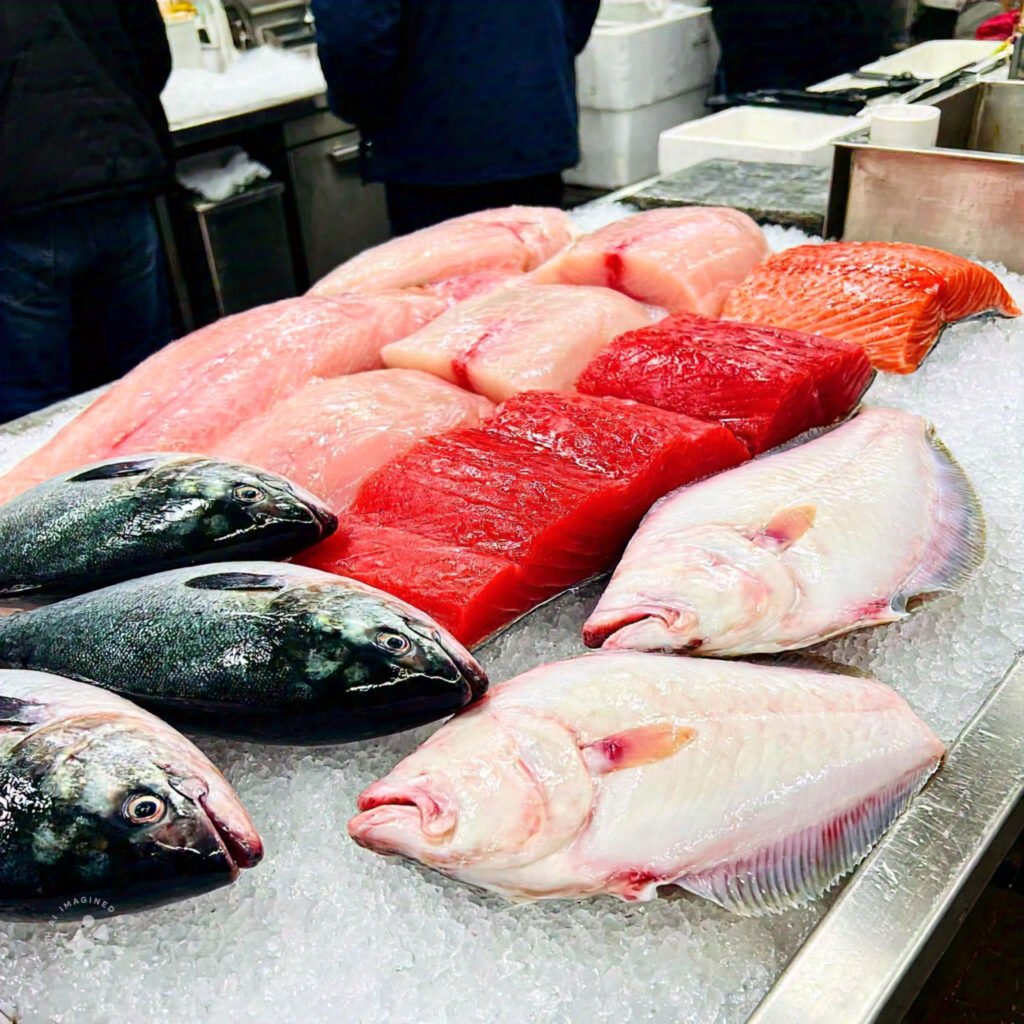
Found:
[576,313,874,454]
[301,520,523,647]
[334,392,749,644]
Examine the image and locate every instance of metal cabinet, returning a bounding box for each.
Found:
[284,111,390,285]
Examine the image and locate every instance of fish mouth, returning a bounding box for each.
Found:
[311,504,339,537]
[584,607,701,652]
[407,621,489,704]
[199,793,264,875]
[454,648,489,703]
[352,780,457,849]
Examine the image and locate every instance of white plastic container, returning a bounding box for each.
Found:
[658,106,864,173]
[869,103,941,148]
[859,40,1002,80]
[577,4,718,111]
[165,13,203,71]
[568,88,711,188]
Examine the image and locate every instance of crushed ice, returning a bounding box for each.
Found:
[0,226,1021,1023]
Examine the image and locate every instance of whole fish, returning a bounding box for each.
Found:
[0,454,337,602]
[584,407,985,655]
[0,563,487,743]
[0,669,262,919]
[349,653,944,912]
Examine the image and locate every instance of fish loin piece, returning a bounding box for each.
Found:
[342,393,749,645]
[723,241,1020,374]
[349,653,944,911]
[302,519,523,648]
[414,270,521,305]
[381,284,660,402]
[0,562,487,743]
[0,292,446,505]
[0,668,262,918]
[576,312,874,454]
[535,207,770,315]
[310,206,577,296]
[0,454,336,601]
[213,369,494,509]
[584,406,985,654]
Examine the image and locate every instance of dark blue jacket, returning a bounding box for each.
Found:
[311,0,600,185]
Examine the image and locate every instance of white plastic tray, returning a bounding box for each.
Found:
[859,40,1002,80]
[659,107,863,173]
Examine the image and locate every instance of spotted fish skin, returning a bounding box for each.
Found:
[0,454,337,602]
[0,669,262,919]
[0,563,488,744]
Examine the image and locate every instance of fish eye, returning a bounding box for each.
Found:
[122,793,167,826]
[375,630,412,655]
[233,484,265,504]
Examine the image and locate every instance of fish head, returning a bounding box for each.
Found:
[587,525,798,654]
[349,704,592,878]
[281,583,489,733]
[8,712,262,914]
[142,456,337,555]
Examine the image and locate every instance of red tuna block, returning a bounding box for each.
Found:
[301,520,522,647]
[346,392,749,640]
[575,313,874,455]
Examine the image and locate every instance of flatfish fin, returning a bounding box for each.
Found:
[674,761,940,916]
[892,430,985,613]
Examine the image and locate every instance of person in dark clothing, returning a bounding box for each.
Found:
[0,0,174,423]
[710,0,893,93]
[311,1,601,235]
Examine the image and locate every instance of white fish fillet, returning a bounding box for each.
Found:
[349,653,944,912]
[381,284,660,402]
[584,406,985,655]
[534,207,770,316]
[309,207,576,296]
[212,369,494,508]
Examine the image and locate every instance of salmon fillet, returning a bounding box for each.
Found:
[723,241,1020,374]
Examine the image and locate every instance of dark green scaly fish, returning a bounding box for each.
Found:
[0,562,489,744]
[0,668,262,919]
[0,454,337,602]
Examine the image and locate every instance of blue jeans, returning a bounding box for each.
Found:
[0,199,172,423]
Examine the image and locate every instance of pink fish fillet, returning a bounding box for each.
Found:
[213,369,494,508]
[309,206,577,296]
[0,293,445,505]
[349,652,945,912]
[381,284,661,402]
[535,207,770,316]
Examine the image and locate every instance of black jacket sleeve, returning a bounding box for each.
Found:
[564,0,601,55]
[115,0,172,98]
[311,0,402,129]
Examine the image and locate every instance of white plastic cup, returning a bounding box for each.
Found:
[869,104,941,149]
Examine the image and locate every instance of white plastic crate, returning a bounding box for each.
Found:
[568,87,711,189]
[658,106,864,174]
[576,3,718,111]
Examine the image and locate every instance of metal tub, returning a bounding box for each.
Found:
[826,81,1024,270]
